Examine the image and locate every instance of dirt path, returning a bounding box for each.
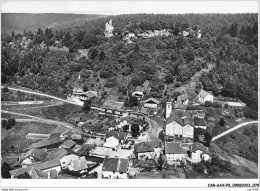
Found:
[1,110,80,133]
[212,121,258,141]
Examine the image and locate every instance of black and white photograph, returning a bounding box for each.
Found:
[0,0,259,190]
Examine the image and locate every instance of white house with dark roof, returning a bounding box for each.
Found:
[195,90,214,104]
[20,148,48,166]
[165,143,187,164]
[189,142,212,163]
[104,131,127,151]
[143,97,159,108]
[102,157,129,179]
[134,141,161,160]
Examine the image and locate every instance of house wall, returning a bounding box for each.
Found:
[194,125,207,130]
[102,171,128,179]
[166,122,182,136]
[144,103,157,108]
[191,150,203,161]
[166,153,185,161]
[137,152,155,160]
[204,95,214,103]
[166,102,172,119]
[182,125,194,138]
[42,166,61,174]
[104,137,120,150]
[202,154,211,161]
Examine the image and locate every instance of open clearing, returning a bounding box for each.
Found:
[1,122,57,155]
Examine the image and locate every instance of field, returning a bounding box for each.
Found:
[214,123,258,163]
[1,122,57,155]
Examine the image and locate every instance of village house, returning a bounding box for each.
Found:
[189,142,212,163]
[224,101,246,110]
[102,157,129,179]
[60,154,79,169]
[134,141,161,160]
[68,156,96,174]
[33,159,62,176]
[186,105,205,119]
[182,117,194,140]
[28,134,65,149]
[20,148,48,166]
[48,147,78,161]
[59,140,76,149]
[193,118,207,130]
[165,113,184,138]
[122,32,137,43]
[165,143,187,164]
[103,131,127,151]
[177,94,189,105]
[194,90,214,104]
[132,91,144,99]
[143,97,160,109]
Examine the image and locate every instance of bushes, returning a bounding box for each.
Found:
[219,118,225,127]
[204,101,213,107]
[212,102,222,108]
[2,118,16,129]
[2,86,9,92]
[243,107,258,120]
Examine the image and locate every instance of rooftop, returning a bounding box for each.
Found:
[105,131,127,140]
[102,157,129,173]
[20,148,48,162]
[165,143,187,154]
[48,148,77,160]
[190,142,211,155]
[134,141,160,153]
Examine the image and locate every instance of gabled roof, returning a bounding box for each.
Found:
[190,142,211,155]
[166,113,183,126]
[2,156,20,166]
[105,131,127,140]
[143,97,159,105]
[20,148,48,162]
[33,159,61,170]
[76,144,96,156]
[199,90,212,98]
[48,148,77,160]
[194,118,207,126]
[28,134,64,149]
[165,143,187,154]
[9,166,34,178]
[186,105,204,111]
[70,157,91,171]
[134,141,160,153]
[177,94,188,101]
[183,117,194,126]
[102,157,129,173]
[59,140,76,149]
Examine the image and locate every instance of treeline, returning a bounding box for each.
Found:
[1,13,258,118]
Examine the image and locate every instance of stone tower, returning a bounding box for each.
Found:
[166,101,172,119]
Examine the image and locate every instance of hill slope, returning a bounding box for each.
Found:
[1,13,103,33]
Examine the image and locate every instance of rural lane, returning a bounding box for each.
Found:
[212,121,258,141]
[2,86,161,139]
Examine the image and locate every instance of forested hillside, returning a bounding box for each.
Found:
[1,13,258,118]
[1,13,102,33]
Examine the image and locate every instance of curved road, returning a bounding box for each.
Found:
[2,86,160,139]
[212,121,258,141]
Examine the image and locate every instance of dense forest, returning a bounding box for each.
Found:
[1,13,258,118]
[1,13,103,33]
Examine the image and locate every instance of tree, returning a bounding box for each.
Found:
[122,125,129,132]
[204,101,212,107]
[2,119,8,128]
[131,124,140,137]
[83,85,88,92]
[82,100,92,113]
[1,73,7,84]
[5,118,16,129]
[1,162,11,178]
[99,50,106,61]
[158,130,166,142]
[134,43,140,53]
[2,86,9,92]
[219,118,225,127]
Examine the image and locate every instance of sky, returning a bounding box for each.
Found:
[1,1,258,14]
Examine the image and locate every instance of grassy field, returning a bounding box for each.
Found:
[1,122,57,155]
[214,123,258,163]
